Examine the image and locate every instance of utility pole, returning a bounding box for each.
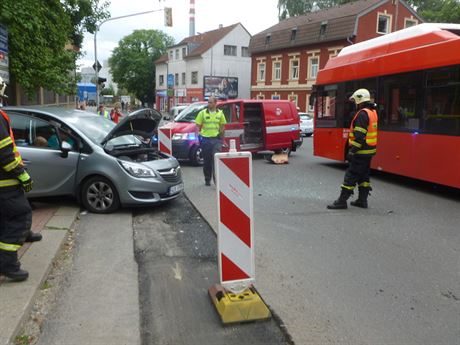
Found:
[94,8,171,109]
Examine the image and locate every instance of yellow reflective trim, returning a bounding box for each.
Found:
[359,182,371,188]
[366,132,377,138]
[0,179,20,187]
[356,149,377,154]
[18,171,30,183]
[350,141,362,148]
[341,184,355,190]
[0,242,21,252]
[0,136,13,149]
[3,156,21,172]
[354,126,367,134]
[366,139,377,144]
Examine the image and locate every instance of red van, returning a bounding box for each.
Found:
[168,99,302,165]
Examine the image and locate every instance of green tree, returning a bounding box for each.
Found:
[277,0,353,20]
[0,0,109,96]
[109,30,175,106]
[61,0,110,48]
[406,0,460,23]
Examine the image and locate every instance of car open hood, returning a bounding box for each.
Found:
[101,108,161,145]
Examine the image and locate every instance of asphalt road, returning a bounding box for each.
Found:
[180,137,460,345]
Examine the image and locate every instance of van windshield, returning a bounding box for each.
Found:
[175,103,207,122]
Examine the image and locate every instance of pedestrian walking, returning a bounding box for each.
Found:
[195,96,226,186]
[0,77,40,282]
[110,102,123,124]
[327,88,378,209]
[97,104,110,119]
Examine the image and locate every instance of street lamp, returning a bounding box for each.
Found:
[94,8,172,109]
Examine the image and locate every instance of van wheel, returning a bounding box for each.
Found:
[81,176,120,214]
[190,145,203,166]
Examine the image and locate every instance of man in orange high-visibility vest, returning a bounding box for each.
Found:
[0,77,39,282]
[328,88,378,210]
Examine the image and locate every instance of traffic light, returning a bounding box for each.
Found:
[97,77,107,89]
[164,7,173,27]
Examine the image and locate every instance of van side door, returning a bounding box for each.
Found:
[264,102,299,150]
[219,102,243,151]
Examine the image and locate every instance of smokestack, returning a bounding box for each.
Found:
[189,0,195,36]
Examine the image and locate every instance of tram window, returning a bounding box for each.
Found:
[424,66,460,135]
[380,72,421,131]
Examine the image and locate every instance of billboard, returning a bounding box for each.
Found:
[204,76,238,100]
[0,24,9,83]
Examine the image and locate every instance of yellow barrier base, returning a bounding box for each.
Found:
[208,284,271,324]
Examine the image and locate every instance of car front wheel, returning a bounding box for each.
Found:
[189,145,204,166]
[81,176,120,214]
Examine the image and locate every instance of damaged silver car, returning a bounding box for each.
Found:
[4,106,183,213]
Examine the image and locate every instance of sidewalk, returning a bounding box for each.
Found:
[0,202,80,345]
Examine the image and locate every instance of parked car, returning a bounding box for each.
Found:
[4,106,183,213]
[169,102,208,165]
[299,112,314,136]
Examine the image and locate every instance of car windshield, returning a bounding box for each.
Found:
[174,103,206,122]
[300,114,313,120]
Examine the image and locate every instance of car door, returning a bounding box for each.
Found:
[9,112,80,197]
[220,102,244,151]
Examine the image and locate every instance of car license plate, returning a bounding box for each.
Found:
[169,183,184,195]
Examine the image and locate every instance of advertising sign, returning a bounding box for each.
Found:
[204,76,238,100]
[0,24,9,83]
[167,74,174,88]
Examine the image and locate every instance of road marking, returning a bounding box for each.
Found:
[172,262,182,280]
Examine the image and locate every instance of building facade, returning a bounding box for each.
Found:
[249,0,422,112]
[155,23,251,111]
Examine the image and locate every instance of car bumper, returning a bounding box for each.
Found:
[300,127,313,135]
[172,139,199,160]
[115,169,184,206]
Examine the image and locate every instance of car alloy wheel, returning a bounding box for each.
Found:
[190,145,204,166]
[81,176,120,213]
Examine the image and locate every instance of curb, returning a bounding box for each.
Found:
[0,206,80,345]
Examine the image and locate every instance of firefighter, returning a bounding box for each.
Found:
[195,96,226,186]
[0,77,39,282]
[327,88,378,209]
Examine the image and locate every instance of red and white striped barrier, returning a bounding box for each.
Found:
[215,145,254,293]
[158,125,172,155]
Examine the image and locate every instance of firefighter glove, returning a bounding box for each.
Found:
[18,171,33,193]
[346,151,355,162]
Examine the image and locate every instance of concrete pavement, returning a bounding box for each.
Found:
[0,203,80,345]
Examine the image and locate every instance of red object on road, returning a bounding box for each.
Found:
[158,126,172,155]
[215,150,254,292]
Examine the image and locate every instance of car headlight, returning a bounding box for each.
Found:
[118,160,157,178]
[172,132,197,141]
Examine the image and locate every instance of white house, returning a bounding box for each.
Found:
[155,23,251,111]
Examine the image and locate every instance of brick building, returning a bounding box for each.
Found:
[249,0,422,112]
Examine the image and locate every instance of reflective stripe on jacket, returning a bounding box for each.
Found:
[348,108,378,156]
[0,110,24,188]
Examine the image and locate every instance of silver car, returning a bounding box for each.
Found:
[299,112,314,137]
[3,106,183,213]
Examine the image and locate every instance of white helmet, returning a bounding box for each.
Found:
[349,88,371,104]
[0,76,6,98]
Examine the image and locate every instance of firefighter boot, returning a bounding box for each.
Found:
[327,189,353,209]
[350,187,370,208]
[25,231,42,242]
[0,251,29,282]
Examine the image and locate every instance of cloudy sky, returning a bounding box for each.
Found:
[78,0,280,69]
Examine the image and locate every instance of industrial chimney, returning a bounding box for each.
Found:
[189,0,195,36]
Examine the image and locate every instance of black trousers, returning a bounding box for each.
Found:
[200,137,222,182]
[0,188,32,251]
[342,155,373,190]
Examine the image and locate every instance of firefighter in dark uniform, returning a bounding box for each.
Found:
[0,77,41,282]
[328,88,378,209]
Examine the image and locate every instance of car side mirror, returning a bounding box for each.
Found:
[60,141,72,158]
